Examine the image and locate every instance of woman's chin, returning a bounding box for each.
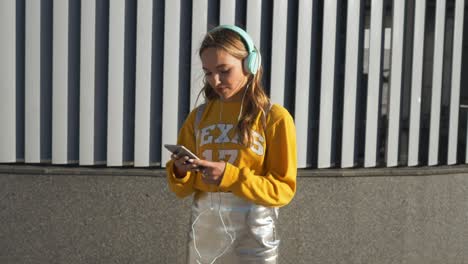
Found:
[216,90,243,102]
[217,92,232,101]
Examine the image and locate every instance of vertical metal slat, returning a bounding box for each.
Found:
[341,0,362,168]
[318,1,338,168]
[246,0,262,47]
[294,0,313,168]
[134,0,153,167]
[447,0,465,164]
[52,0,69,164]
[364,0,384,167]
[79,0,96,165]
[25,0,41,163]
[428,0,446,165]
[269,0,288,105]
[386,0,405,167]
[161,1,181,165]
[107,0,126,166]
[219,0,235,25]
[465,106,468,164]
[190,0,208,108]
[0,0,16,162]
[408,0,426,166]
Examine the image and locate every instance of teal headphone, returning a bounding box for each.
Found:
[209,24,261,75]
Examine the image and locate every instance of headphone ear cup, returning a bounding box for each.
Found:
[243,57,251,74]
[244,51,260,74]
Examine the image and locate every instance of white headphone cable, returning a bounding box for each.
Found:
[192,81,250,263]
[191,192,235,264]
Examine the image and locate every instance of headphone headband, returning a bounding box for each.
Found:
[209,24,260,74]
[210,25,256,54]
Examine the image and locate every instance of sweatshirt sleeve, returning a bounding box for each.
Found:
[218,109,297,207]
[165,109,199,198]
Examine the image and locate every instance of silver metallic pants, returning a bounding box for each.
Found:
[187,192,280,264]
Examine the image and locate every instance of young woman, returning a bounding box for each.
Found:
[166,24,297,264]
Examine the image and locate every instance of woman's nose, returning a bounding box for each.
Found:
[211,74,221,86]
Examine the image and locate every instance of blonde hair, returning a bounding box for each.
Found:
[198,28,270,146]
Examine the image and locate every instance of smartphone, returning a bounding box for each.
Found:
[164,144,200,160]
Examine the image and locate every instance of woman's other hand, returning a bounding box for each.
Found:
[192,160,226,186]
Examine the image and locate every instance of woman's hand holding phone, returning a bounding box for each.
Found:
[171,153,199,178]
[165,144,200,178]
[166,144,226,184]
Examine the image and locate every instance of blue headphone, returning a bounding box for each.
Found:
[209,25,261,75]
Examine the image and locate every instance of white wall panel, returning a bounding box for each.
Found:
[463,106,468,163]
[134,0,153,167]
[364,0,384,167]
[246,0,262,47]
[0,0,16,162]
[52,0,69,164]
[107,0,126,166]
[342,0,362,168]
[220,0,235,26]
[269,0,288,105]
[447,0,465,164]
[318,1,338,168]
[294,0,313,168]
[25,0,42,163]
[386,0,405,167]
[408,0,426,166]
[428,0,446,165]
[161,1,181,164]
[190,0,208,108]
[79,0,97,165]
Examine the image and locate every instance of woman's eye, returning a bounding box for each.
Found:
[220,69,230,74]
[204,72,212,76]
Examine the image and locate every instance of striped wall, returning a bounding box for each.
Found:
[0,0,466,169]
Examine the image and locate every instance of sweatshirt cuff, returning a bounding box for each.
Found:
[166,161,191,183]
[219,162,241,191]
[171,172,191,183]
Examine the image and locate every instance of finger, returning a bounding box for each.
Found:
[191,159,209,167]
[182,156,193,165]
[188,163,200,170]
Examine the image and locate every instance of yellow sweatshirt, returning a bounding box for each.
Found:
[166,99,297,207]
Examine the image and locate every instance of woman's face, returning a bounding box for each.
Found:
[201,47,249,101]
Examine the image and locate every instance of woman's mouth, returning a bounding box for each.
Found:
[216,87,229,92]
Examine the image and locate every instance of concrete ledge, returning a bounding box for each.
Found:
[0,164,167,177]
[299,164,468,177]
[1,164,468,177]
